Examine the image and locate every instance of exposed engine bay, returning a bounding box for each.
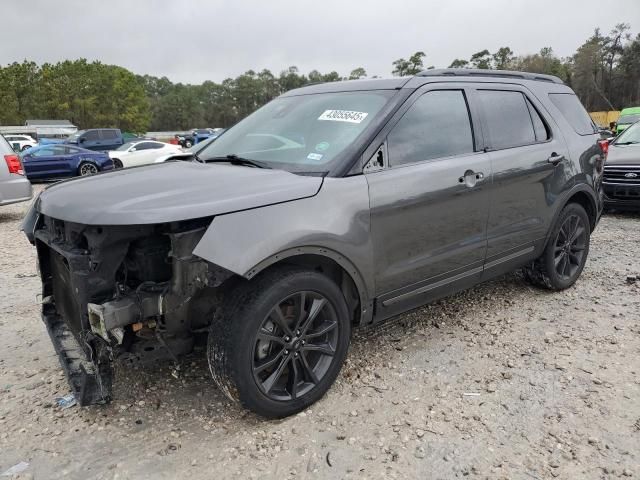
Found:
[32,214,233,405]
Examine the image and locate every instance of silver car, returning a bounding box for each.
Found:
[0,135,32,206]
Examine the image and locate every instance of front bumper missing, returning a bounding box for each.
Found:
[43,300,112,405]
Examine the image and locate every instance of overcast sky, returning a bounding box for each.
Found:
[2,0,639,84]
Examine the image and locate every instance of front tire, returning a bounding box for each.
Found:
[113,159,123,169]
[523,203,590,290]
[208,266,351,418]
[184,140,193,148]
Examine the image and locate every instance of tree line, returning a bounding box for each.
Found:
[0,24,638,133]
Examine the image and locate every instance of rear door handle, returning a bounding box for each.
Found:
[548,153,565,165]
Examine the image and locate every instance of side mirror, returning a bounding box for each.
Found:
[130,147,137,152]
[78,137,85,144]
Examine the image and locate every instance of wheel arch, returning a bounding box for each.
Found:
[244,247,373,326]
[544,183,599,247]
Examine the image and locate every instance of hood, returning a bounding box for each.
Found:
[37,161,323,225]
[606,144,640,166]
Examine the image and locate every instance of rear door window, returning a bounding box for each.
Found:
[387,90,475,166]
[548,93,596,135]
[102,129,119,140]
[477,90,536,150]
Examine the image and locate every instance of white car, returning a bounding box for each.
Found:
[4,135,37,152]
[109,141,183,168]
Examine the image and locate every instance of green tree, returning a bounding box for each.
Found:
[470,50,492,69]
[348,67,367,80]
[392,51,426,76]
[492,47,515,70]
[448,59,469,69]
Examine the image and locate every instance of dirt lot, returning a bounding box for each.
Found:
[1,185,638,480]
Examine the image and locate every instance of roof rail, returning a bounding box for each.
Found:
[416,68,564,84]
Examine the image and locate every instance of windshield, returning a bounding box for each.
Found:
[618,114,640,125]
[614,121,640,144]
[198,90,395,172]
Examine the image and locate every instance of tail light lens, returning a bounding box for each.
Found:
[598,139,609,155]
[4,154,24,175]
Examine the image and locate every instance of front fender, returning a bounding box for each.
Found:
[192,176,374,318]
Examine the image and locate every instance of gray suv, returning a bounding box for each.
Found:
[23,70,604,418]
[0,135,32,206]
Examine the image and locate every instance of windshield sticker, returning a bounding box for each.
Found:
[307,153,323,161]
[318,110,368,124]
[315,141,330,152]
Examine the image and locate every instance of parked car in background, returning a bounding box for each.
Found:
[1,134,32,206]
[603,120,640,210]
[177,128,222,148]
[615,107,640,135]
[108,140,183,168]
[22,69,604,418]
[22,144,113,180]
[65,128,124,151]
[4,134,38,152]
[153,130,226,164]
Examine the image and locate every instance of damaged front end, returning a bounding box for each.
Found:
[31,214,232,406]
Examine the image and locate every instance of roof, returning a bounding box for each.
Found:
[25,119,76,127]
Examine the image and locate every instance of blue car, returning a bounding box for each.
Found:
[22,144,114,180]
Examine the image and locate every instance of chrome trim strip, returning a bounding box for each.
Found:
[484,246,535,270]
[381,266,483,307]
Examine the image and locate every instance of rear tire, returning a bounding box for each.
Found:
[184,140,193,148]
[523,203,590,290]
[208,266,351,418]
[78,161,98,176]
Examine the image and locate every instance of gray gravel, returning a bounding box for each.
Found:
[1,185,638,479]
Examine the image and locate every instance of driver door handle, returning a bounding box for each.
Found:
[548,153,565,165]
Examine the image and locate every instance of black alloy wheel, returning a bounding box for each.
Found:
[208,266,351,418]
[553,213,587,280]
[253,291,339,401]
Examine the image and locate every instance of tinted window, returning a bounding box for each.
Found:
[32,146,62,157]
[387,90,474,166]
[549,93,596,135]
[135,142,157,150]
[84,130,100,141]
[102,129,118,140]
[66,146,83,154]
[618,114,640,125]
[478,90,535,150]
[525,98,550,142]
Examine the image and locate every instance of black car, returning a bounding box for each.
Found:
[602,120,640,210]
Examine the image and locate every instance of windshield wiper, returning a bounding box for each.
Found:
[203,154,271,169]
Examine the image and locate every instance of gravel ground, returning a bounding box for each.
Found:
[1,185,639,480]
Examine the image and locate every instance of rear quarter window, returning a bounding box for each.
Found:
[548,93,596,136]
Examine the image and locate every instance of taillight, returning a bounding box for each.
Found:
[598,139,609,155]
[4,154,24,175]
